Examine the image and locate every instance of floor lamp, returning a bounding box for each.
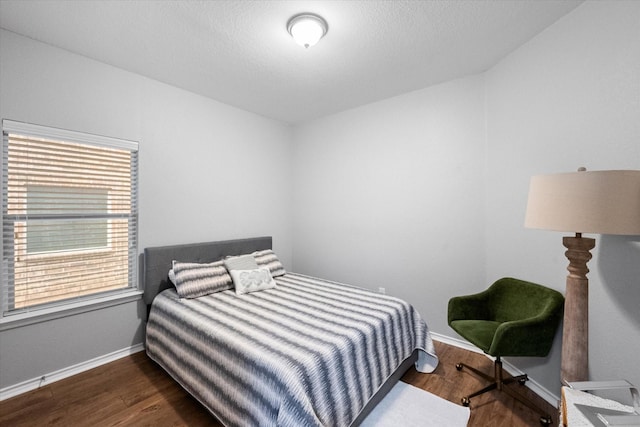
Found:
[524,169,640,384]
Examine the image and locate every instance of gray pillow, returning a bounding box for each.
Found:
[253,249,286,277]
[172,260,232,298]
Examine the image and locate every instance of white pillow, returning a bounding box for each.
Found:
[224,254,259,271]
[230,267,276,295]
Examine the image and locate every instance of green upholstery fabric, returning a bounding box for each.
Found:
[448,277,564,358]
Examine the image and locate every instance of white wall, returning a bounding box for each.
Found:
[0,29,293,390]
[292,75,487,336]
[485,0,640,394]
[292,0,640,400]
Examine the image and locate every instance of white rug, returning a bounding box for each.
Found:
[361,381,470,427]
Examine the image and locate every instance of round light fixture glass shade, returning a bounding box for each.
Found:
[287,14,328,48]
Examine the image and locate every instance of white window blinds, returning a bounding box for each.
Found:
[1,120,138,315]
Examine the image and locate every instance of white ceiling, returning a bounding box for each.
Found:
[0,0,583,124]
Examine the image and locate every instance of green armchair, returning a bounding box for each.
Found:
[448,277,564,425]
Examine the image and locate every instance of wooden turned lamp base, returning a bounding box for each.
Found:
[561,233,595,384]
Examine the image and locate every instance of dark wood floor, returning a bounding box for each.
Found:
[0,340,558,426]
[403,341,559,427]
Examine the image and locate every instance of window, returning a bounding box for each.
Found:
[26,186,109,254]
[1,120,138,315]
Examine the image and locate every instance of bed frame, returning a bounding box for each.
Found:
[142,236,416,426]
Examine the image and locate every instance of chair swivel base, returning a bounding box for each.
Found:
[456,357,553,426]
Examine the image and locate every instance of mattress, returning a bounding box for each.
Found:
[145,272,438,427]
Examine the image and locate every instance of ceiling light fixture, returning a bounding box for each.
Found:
[287,13,328,48]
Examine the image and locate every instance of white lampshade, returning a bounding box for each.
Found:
[287,14,328,48]
[525,170,640,235]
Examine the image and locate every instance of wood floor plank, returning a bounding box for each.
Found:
[0,386,59,426]
[0,341,559,426]
[99,385,217,427]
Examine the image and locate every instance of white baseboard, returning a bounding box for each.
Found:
[0,343,145,401]
[430,332,560,408]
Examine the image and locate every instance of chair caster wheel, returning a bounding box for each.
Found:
[455,363,463,371]
[539,415,552,425]
[461,397,470,407]
[518,377,528,385]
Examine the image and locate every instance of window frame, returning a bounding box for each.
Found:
[1,120,141,327]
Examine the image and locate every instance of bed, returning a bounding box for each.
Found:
[143,236,438,427]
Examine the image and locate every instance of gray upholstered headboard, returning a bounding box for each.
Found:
[142,236,272,306]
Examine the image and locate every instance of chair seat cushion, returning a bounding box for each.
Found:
[449,319,502,353]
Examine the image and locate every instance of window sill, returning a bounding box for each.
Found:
[0,289,143,332]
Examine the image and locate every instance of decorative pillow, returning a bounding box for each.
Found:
[172,260,233,298]
[252,249,286,277]
[224,254,259,271]
[230,267,277,295]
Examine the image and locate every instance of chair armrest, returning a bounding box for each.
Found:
[447,292,490,323]
[489,315,559,357]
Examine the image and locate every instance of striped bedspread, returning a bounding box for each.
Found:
[145,273,438,427]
